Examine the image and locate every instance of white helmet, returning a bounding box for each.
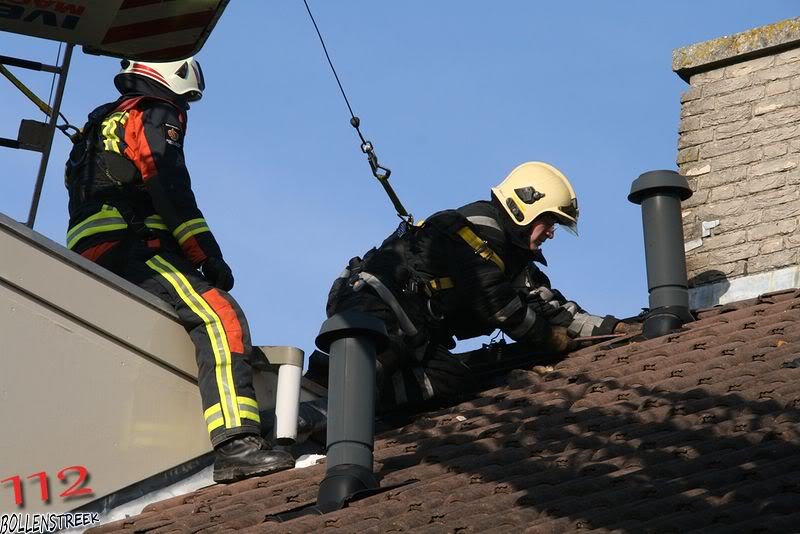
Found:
[491,161,579,234]
[115,57,205,101]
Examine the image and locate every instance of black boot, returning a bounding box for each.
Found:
[213,435,295,483]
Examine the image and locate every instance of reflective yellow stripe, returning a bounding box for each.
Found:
[240,411,261,423]
[429,277,454,291]
[238,396,260,423]
[174,218,210,245]
[145,255,242,430]
[204,404,221,419]
[238,396,259,409]
[456,227,505,272]
[204,403,224,433]
[241,413,260,423]
[66,205,128,249]
[207,418,224,433]
[101,111,128,153]
[144,215,168,231]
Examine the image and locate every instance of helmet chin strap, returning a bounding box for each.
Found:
[513,224,534,250]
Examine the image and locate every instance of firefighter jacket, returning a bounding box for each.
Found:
[65,94,223,266]
[327,200,554,347]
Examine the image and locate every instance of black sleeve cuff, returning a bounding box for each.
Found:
[595,315,619,336]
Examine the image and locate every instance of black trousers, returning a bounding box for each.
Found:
[88,239,261,446]
[326,269,472,409]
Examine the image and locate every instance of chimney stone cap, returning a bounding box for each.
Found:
[673,17,800,82]
[628,170,693,205]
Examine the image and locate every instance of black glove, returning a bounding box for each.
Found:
[528,286,580,326]
[202,256,234,291]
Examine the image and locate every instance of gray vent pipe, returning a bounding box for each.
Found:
[628,170,695,338]
[314,311,388,513]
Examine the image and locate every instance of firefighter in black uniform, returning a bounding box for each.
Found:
[64,58,294,483]
[326,162,628,407]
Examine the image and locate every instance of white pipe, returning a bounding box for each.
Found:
[274,363,302,444]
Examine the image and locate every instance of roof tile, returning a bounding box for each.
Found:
[90,291,800,532]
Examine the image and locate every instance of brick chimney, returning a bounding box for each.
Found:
[673,17,800,309]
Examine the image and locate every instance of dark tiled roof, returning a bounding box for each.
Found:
[90,289,800,533]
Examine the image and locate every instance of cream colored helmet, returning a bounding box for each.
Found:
[115,57,205,101]
[491,161,579,234]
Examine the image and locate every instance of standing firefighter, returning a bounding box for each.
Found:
[64,58,294,482]
[326,162,629,407]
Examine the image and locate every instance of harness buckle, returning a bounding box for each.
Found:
[473,239,490,257]
[404,277,433,299]
[405,278,420,295]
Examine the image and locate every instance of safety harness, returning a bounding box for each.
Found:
[66,96,145,190]
[342,213,508,340]
[455,226,506,272]
[64,96,179,251]
[419,220,507,297]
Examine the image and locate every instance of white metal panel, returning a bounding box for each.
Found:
[0,215,326,513]
[0,0,230,61]
[0,282,211,514]
[0,220,198,378]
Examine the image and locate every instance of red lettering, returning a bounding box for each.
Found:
[0,4,25,18]
[23,9,57,25]
[57,466,93,500]
[1,0,83,26]
[1,475,23,507]
[27,471,50,503]
[55,1,83,15]
[5,0,84,14]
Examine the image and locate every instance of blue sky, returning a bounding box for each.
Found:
[2,2,798,358]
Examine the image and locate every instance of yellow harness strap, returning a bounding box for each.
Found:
[456,226,505,272]
[428,277,454,291]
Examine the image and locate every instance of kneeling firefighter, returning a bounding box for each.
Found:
[64,58,294,482]
[324,161,630,408]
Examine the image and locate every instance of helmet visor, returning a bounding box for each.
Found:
[556,198,579,235]
[557,216,578,235]
[192,61,205,91]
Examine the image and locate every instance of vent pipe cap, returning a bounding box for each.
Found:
[316,311,389,353]
[628,170,693,205]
